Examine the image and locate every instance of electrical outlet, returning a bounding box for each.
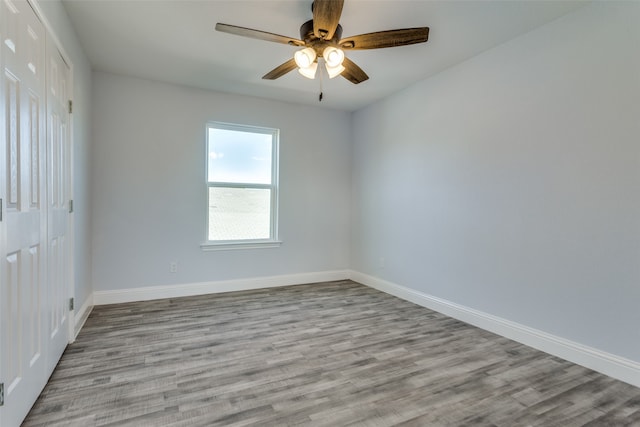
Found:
[170,262,178,273]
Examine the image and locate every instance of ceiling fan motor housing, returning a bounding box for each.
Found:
[300,19,343,55]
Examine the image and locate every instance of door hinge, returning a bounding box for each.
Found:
[69,298,74,311]
[68,99,73,114]
[69,199,74,213]
[1,382,4,406]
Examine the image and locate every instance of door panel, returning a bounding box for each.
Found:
[0,1,48,425]
[6,74,18,208]
[45,42,70,373]
[3,251,20,394]
[27,244,41,366]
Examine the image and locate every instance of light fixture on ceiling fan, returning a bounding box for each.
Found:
[215,0,429,86]
[293,45,344,79]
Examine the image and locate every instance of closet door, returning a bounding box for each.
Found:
[0,0,48,425]
[44,38,71,375]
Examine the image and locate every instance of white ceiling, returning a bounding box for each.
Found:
[61,0,588,111]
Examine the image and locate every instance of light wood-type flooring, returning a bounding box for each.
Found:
[24,280,640,426]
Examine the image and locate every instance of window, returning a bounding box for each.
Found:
[203,122,280,249]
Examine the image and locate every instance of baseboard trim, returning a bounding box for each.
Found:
[93,270,351,305]
[349,270,640,389]
[73,294,94,340]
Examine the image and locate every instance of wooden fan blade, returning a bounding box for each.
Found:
[340,27,429,50]
[312,0,344,40]
[262,58,298,80]
[341,57,369,84]
[216,23,305,46]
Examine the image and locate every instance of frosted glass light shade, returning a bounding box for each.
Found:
[298,62,318,79]
[323,47,344,68]
[326,63,345,79]
[294,47,316,68]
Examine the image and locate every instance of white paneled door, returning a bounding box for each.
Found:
[0,1,72,425]
[45,34,71,377]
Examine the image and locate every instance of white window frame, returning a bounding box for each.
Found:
[201,121,281,251]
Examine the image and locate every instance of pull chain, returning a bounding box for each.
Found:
[318,60,324,102]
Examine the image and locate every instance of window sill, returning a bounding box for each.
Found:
[200,240,283,251]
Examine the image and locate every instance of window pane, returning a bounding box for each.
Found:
[208,187,271,241]
[208,128,272,184]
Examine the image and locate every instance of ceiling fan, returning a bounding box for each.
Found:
[215,0,429,85]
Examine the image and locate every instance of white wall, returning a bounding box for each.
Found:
[351,2,640,363]
[34,0,93,310]
[91,72,351,291]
